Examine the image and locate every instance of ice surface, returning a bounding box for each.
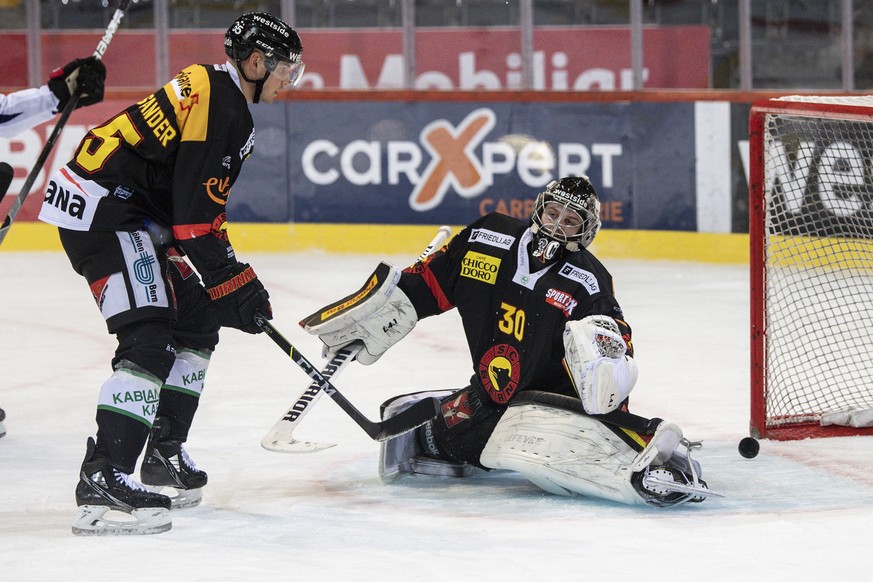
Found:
[1,252,870,580]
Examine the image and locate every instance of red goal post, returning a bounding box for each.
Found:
[750,96,873,440]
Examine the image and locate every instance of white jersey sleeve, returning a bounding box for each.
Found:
[0,86,58,138]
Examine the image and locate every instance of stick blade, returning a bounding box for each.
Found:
[261,435,337,454]
[372,396,442,441]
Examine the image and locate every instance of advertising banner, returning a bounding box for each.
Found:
[305,26,710,91]
[0,26,709,91]
[237,100,697,231]
[0,96,744,233]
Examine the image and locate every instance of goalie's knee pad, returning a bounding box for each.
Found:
[378,390,476,483]
[480,391,710,507]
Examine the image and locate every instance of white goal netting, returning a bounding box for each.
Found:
[755,96,873,437]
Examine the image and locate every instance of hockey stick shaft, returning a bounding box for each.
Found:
[255,314,440,441]
[0,0,130,248]
[417,225,453,262]
[261,225,453,451]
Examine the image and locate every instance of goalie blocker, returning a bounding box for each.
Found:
[301,262,417,365]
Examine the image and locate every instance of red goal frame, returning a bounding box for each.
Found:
[749,97,873,440]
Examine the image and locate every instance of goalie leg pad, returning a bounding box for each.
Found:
[480,401,644,503]
[480,400,709,506]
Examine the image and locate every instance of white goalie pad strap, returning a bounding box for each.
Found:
[629,421,683,472]
[563,315,638,415]
[480,402,647,505]
[303,263,417,365]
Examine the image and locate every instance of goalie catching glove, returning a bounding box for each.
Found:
[301,262,417,365]
[563,315,638,415]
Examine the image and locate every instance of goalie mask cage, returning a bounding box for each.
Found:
[750,96,873,440]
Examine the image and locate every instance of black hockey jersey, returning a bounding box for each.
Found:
[39,63,254,285]
[399,212,632,406]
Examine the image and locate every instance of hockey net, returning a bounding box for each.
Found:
[750,95,873,440]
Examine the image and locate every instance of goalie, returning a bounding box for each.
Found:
[303,176,713,507]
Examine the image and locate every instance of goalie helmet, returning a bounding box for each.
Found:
[225,12,305,100]
[530,176,601,262]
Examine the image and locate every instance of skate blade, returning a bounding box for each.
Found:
[642,475,724,499]
[72,505,171,536]
[145,485,203,509]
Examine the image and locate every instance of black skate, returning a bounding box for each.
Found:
[0,407,6,438]
[140,417,207,509]
[72,437,171,536]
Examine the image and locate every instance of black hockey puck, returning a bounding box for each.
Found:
[738,436,760,458]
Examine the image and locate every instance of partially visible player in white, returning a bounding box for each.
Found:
[0,56,106,139]
[0,55,106,438]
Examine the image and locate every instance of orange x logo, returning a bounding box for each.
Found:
[410,108,496,210]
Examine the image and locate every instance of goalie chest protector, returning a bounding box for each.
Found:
[401,212,628,406]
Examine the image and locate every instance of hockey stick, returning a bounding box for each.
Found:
[260,225,453,453]
[0,0,130,248]
[417,224,453,262]
[260,343,361,452]
[255,314,441,442]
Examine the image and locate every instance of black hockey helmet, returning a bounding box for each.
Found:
[225,12,305,99]
[530,176,601,261]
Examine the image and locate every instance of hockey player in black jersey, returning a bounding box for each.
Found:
[39,12,305,535]
[303,176,714,507]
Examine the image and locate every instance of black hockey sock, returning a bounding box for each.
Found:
[94,409,151,474]
[154,388,200,443]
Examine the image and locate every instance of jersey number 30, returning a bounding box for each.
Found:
[498,302,525,341]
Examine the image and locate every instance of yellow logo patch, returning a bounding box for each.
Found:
[461,251,500,284]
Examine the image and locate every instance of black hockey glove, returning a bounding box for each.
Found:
[206,263,272,334]
[48,56,107,113]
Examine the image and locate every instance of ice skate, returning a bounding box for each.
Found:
[0,407,6,438]
[72,437,171,536]
[631,438,721,507]
[631,465,710,506]
[140,417,207,509]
